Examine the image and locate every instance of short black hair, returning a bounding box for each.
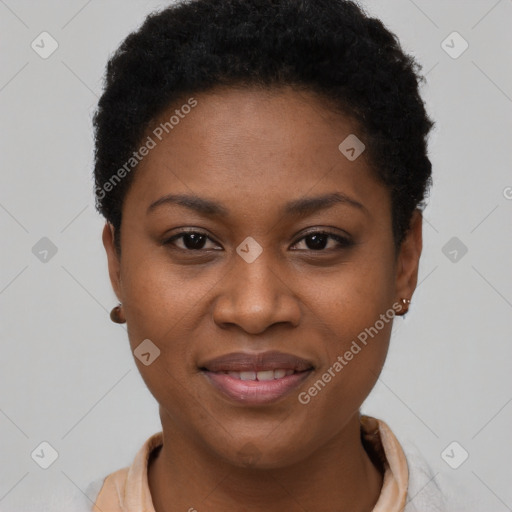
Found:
[93,0,434,250]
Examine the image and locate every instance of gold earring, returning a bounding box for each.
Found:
[110,304,126,324]
[398,298,411,316]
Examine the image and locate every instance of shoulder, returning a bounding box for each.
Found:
[66,475,111,512]
[47,472,126,512]
[402,441,486,511]
[12,477,108,512]
[85,476,109,506]
[402,443,445,512]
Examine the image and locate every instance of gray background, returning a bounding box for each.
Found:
[1,0,511,510]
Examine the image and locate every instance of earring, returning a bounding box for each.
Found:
[110,304,126,324]
[398,298,411,317]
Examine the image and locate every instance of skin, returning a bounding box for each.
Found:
[102,85,422,512]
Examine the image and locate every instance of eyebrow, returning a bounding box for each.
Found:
[147,194,230,217]
[147,192,367,217]
[284,192,367,217]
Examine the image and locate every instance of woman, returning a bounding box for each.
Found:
[88,0,439,510]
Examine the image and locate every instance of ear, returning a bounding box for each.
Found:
[395,209,423,302]
[102,223,123,302]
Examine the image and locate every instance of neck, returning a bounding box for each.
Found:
[148,411,383,512]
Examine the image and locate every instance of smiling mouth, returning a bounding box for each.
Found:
[201,368,313,405]
[198,351,314,405]
[200,367,314,406]
[212,369,296,381]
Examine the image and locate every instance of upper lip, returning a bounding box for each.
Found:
[200,350,314,373]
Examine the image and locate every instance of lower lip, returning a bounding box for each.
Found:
[203,370,313,405]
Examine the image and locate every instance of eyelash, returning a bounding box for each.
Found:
[162,229,353,253]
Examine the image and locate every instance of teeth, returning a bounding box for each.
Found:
[225,369,296,381]
[256,370,274,381]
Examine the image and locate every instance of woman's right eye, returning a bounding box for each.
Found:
[163,231,222,251]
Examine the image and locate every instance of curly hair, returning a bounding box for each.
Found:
[93,0,434,250]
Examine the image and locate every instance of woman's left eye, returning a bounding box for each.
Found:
[291,231,352,251]
[163,231,221,251]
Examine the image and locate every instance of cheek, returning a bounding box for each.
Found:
[118,254,209,418]
[118,247,215,387]
[119,242,213,334]
[325,319,392,393]
[306,244,396,334]
[299,248,396,410]
[298,317,392,442]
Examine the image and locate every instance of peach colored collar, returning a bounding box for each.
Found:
[93,415,409,512]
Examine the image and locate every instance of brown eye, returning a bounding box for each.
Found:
[163,231,221,251]
[291,231,352,251]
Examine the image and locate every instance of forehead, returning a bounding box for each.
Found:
[123,85,388,220]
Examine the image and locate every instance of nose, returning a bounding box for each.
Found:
[212,251,301,335]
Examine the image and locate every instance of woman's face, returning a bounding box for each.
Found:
[103,86,421,468]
